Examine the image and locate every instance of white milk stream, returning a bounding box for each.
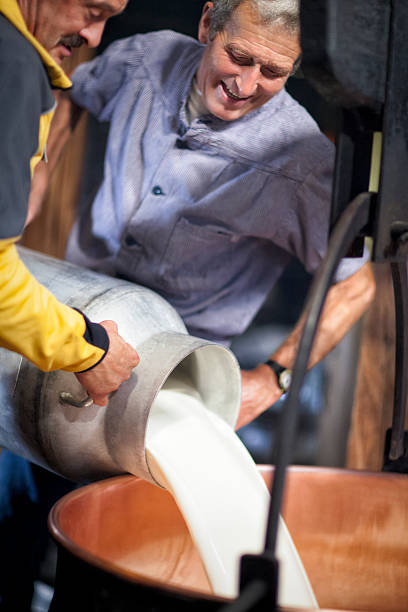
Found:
[145,374,318,607]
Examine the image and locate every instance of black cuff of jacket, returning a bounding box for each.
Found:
[74,308,109,372]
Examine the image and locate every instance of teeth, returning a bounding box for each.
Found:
[227,88,241,100]
[224,83,247,101]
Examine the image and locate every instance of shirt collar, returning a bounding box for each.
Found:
[0,0,72,89]
[186,77,209,124]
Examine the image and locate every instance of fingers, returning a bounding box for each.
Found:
[89,394,109,407]
[75,320,140,404]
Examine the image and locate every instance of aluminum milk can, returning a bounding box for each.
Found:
[0,247,241,484]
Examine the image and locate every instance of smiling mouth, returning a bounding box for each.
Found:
[221,82,251,101]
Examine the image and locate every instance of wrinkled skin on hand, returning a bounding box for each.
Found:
[76,320,140,406]
[236,364,282,430]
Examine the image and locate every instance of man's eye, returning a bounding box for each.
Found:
[228,51,250,65]
[261,67,286,79]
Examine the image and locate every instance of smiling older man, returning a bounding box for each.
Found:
[54,0,374,428]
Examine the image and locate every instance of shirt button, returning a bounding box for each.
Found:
[152,185,164,195]
[124,234,139,247]
[175,139,188,149]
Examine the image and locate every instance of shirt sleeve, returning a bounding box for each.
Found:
[70,35,145,121]
[291,153,368,282]
[333,244,370,282]
[0,238,108,372]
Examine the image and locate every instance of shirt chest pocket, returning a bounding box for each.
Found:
[159,216,242,294]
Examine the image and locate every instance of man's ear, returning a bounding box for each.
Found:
[198,2,214,44]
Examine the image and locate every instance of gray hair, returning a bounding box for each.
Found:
[208,0,300,39]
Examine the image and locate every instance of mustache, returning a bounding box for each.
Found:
[58,34,86,49]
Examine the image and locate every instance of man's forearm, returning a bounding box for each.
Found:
[271,262,376,369]
[236,262,375,430]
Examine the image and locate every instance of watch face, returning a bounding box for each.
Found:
[280,369,292,391]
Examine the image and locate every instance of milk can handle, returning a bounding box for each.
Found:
[59,392,93,408]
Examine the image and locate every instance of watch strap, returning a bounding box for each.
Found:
[265,359,292,392]
[265,359,286,377]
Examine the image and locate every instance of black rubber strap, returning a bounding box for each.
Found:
[265,359,285,377]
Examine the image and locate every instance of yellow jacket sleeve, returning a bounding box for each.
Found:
[0,238,106,372]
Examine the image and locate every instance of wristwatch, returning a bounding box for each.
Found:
[265,359,292,393]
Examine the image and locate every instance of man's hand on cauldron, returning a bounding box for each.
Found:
[235,365,282,430]
[76,320,140,406]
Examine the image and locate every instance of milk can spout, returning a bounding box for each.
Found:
[0,247,241,484]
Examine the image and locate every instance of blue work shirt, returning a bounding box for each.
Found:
[67,30,363,346]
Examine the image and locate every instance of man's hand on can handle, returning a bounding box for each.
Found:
[76,320,140,406]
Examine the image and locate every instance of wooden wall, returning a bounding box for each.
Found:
[347,263,408,470]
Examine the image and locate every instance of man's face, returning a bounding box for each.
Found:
[32,0,127,65]
[196,1,301,121]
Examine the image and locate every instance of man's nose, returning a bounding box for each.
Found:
[79,21,106,48]
[236,65,260,97]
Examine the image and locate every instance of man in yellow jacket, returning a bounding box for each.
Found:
[0,0,139,407]
[0,0,139,607]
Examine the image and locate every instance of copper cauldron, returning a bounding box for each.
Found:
[48,466,408,612]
